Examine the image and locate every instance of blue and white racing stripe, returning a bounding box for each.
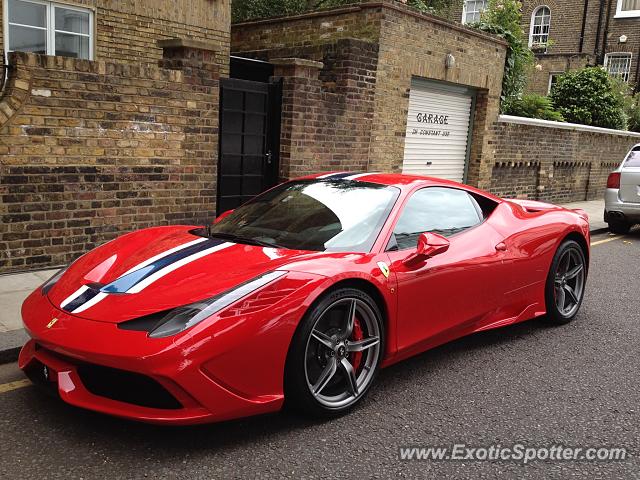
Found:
[60,238,234,314]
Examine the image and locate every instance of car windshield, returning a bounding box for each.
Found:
[206,180,400,252]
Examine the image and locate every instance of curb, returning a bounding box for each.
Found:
[0,347,21,365]
[0,329,27,365]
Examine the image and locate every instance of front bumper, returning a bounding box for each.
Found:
[20,340,214,424]
[604,188,640,224]
[19,272,326,425]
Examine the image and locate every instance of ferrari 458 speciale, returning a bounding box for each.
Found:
[20,173,590,424]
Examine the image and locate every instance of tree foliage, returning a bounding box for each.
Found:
[626,94,640,133]
[471,0,534,110]
[550,67,626,130]
[609,76,640,133]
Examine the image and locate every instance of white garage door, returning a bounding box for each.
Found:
[402,79,474,182]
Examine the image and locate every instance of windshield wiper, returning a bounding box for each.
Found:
[206,231,285,249]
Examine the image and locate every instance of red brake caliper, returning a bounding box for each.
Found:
[351,316,364,372]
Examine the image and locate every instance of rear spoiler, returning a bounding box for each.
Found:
[507,199,589,223]
[572,208,589,223]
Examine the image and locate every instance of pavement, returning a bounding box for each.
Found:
[0,269,58,363]
[0,227,637,478]
[0,199,608,360]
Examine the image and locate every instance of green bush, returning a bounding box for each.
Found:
[471,0,534,110]
[503,94,564,122]
[627,94,640,133]
[610,77,640,133]
[550,67,626,130]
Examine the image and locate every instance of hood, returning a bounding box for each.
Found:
[47,226,324,323]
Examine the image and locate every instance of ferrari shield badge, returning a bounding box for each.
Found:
[46,317,59,329]
[377,261,390,279]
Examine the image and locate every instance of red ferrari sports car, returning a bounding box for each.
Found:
[20,173,590,424]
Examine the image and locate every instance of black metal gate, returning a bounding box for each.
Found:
[217,77,282,215]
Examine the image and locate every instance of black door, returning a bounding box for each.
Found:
[217,77,282,215]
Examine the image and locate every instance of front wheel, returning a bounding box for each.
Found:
[285,288,384,417]
[544,240,587,325]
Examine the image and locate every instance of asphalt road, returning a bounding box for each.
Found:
[0,230,638,479]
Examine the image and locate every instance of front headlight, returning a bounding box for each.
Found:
[119,271,287,338]
[41,267,68,295]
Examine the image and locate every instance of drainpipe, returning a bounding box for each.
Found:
[599,0,614,65]
[635,44,640,94]
[594,0,606,59]
[579,0,589,53]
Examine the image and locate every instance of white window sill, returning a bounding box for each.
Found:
[614,12,640,18]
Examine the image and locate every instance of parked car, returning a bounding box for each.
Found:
[20,173,590,425]
[605,144,640,234]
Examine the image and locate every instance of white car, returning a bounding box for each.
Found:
[605,144,640,234]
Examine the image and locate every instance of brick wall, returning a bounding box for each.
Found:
[273,41,379,179]
[370,1,506,190]
[231,5,383,54]
[491,116,640,202]
[444,1,640,92]
[523,0,640,93]
[522,0,586,54]
[232,8,381,179]
[601,0,640,86]
[0,47,223,273]
[527,54,594,95]
[1,0,230,72]
[232,1,507,188]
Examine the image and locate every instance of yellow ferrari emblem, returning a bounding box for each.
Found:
[46,318,59,329]
[377,261,390,279]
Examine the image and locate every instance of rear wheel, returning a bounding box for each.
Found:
[544,240,587,324]
[285,288,383,417]
[607,220,631,235]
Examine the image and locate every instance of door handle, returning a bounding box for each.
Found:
[495,242,507,252]
[265,150,273,165]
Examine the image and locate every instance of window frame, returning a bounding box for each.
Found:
[386,186,486,252]
[3,0,94,60]
[461,0,488,24]
[548,72,562,94]
[604,52,633,82]
[529,5,551,49]
[615,0,640,18]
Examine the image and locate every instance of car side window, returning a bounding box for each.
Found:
[625,148,640,167]
[390,187,483,251]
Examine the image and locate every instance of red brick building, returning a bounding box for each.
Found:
[450,0,640,93]
[0,0,230,272]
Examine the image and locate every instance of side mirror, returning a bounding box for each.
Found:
[403,232,450,265]
[214,209,234,224]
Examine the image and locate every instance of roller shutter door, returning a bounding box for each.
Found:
[402,79,474,182]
